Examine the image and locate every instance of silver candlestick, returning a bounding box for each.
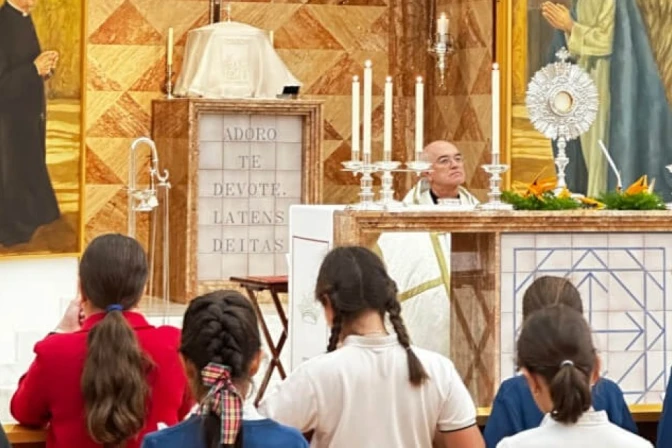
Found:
[166,64,174,99]
[342,154,381,210]
[374,160,403,208]
[478,154,513,210]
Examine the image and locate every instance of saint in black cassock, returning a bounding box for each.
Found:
[0,2,60,247]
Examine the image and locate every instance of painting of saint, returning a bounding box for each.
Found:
[0,0,82,256]
[508,0,672,198]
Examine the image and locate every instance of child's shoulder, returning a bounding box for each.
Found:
[243,419,308,447]
[142,416,203,448]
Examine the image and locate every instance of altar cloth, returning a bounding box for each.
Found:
[175,22,300,99]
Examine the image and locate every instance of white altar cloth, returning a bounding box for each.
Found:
[175,22,300,99]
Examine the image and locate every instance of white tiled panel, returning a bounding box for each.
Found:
[197,113,303,281]
[500,233,672,405]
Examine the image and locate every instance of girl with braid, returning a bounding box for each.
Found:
[141,290,307,448]
[11,234,192,448]
[496,306,651,448]
[259,246,484,448]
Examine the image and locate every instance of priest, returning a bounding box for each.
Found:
[0,0,61,247]
[375,140,480,358]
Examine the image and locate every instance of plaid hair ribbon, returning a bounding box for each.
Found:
[197,362,243,445]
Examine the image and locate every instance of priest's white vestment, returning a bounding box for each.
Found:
[375,179,479,357]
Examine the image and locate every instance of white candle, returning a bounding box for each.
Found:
[383,76,393,162]
[437,13,449,35]
[351,75,360,161]
[415,76,424,160]
[167,27,174,66]
[363,60,373,156]
[492,63,500,156]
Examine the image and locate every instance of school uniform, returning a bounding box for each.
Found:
[483,375,637,448]
[496,409,652,448]
[258,334,477,447]
[141,402,308,448]
[11,311,193,448]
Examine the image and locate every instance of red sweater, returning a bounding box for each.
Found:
[10,311,193,448]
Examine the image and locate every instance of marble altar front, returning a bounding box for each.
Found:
[289,206,672,407]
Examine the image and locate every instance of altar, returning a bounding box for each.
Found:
[288,205,672,407]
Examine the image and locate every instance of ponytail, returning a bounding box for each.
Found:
[549,361,592,424]
[81,309,148,446]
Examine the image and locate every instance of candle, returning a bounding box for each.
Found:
[415,76,424,160]
[437,12,449,35]
[492,63,500,156]
[167,27,174,66]
[351,75,360,161]
[269,30,274,46]
[383,76,393,162]
[363,60,373,156]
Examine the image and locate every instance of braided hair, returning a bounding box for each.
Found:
[180,291,262,448]
[316,246,429,386]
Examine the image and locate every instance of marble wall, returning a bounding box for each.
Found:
[84,0,493,244]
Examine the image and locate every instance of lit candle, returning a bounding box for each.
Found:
[167,27,174,66]
[437,12,449,35]
[363,60,373,156]
[492,63,500,157]
[351,75,360,161]
[383,76,393,162]
[415,76,424,160]
[269,30,274,46]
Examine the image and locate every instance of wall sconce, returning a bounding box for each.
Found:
[429,12,454,87]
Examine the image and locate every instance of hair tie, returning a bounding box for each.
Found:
[197,362,242,445]
[560,359,574,368]
[105,304,123,313]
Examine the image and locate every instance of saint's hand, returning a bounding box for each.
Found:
[541,2,573,33]
[34,51,58,77]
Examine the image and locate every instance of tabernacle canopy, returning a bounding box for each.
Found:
[174,21,300,99]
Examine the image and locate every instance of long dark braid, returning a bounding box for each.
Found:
[180,291,261,448]
[326,308,342,352]
[316,246,429,386]
[387,299,429,385]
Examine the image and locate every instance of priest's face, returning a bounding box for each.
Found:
[423,141,466,190]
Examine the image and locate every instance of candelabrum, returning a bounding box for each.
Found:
[166,64,174,99]
[429,32,454,87]
[374,160,403,208]
[342,155,380,210]
[478,154,514,211]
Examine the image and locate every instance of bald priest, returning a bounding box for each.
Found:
[376,141,479,358]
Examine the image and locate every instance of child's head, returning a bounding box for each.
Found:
[517,305,598,424]
[522,275,582,319]
[79,234,150,445]
[79,233,148,312]
[180,290,262,448]
[315,246,428,386]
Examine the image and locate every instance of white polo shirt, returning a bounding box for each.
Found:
[258,334,476,447]
[496,410,652,448]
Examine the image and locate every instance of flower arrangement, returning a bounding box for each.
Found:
[502,174,666,211]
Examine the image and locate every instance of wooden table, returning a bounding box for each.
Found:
[230,275,288,405]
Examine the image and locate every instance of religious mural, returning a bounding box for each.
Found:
[508,0,672,198]
[0,0,83,256]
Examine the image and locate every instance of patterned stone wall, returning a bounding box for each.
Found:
[84,0,438,244]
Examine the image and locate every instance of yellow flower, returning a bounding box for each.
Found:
[624,175,648,195]
[580,197,606,209]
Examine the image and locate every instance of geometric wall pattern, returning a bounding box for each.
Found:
[500,233,672,405]
[84,0,495,245]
